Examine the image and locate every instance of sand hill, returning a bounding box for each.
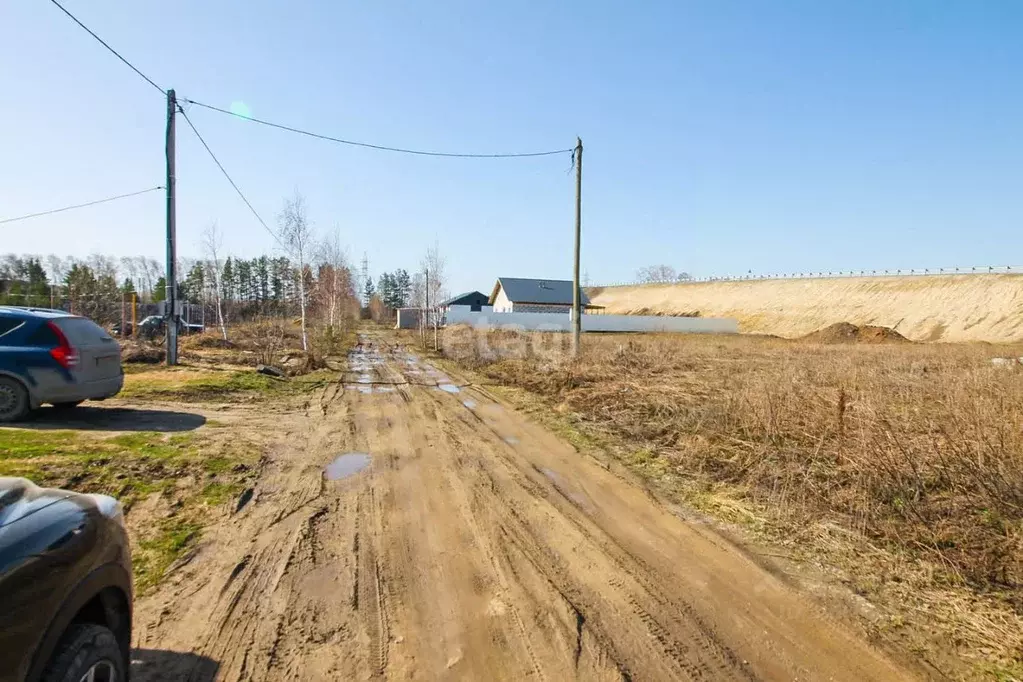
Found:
[587,274,1023,343]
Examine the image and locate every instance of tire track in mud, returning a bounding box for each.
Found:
[133,334,918,682]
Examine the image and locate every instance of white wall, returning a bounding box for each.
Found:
[444,306,737,334]
[492,286,512,313]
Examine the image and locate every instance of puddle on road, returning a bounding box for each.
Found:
[325,453,371,480]
[345,384,397,395]
[503,436,519,445]
[437,384,461,394]
[463,399,477,409]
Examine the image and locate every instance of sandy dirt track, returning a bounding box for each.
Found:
[132,333,918,681]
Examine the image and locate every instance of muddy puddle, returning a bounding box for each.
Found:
[463,399,477,409]
[503,436,519,445]
[325,453,371,480]
[437,384,461,394]
[346,384,397,395]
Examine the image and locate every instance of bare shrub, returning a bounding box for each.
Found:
[248,318,287,367]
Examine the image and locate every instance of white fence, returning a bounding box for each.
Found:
[594,265,1023,288]
[444,306,737,334]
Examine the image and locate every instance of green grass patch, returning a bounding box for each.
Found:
[200,481,244,506]
[0,426,258,594]
[120,367,335,403]
[133,518,202,592]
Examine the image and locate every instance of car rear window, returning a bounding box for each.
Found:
[0,317,24,338]
[26,323,60,346]
[52,317,114,345]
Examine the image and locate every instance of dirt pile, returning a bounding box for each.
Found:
[120,341,164,364]
[801,322,909,344]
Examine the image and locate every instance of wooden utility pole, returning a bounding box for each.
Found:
[131,293,137,338]
[165,89,179,364]
[572,137,583,356]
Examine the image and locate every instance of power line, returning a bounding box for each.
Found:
[0,186,164,225]
[48,0,164,94]
[177,107,285,249]
[183,98,574,159]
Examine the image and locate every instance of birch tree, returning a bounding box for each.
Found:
[277,192,315,351]
[316,226,350,328]
[202,223,228,341]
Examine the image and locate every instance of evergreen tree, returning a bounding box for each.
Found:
[255,256,270,306]
[378,272,394,308]
[221,258,235,303]
[182,264,203,302]
[363,277,375,307]
[393,269,411,308]
[153,276,167,302]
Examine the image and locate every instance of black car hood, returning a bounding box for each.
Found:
[0,478,74,529]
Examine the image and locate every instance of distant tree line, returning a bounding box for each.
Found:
[2,194,450,344]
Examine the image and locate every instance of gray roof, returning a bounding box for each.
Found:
[439,291,487,307]
[490,278,589,306]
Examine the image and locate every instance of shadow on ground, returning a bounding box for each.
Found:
[16,406,206,432]
[131,648,220,682]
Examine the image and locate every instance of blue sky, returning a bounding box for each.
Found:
[2,1,1021,293]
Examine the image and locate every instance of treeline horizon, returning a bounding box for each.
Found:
[0,250,445,329]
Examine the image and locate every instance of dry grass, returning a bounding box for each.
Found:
[443,327,1023,677]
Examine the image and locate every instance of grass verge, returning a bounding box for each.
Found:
[120,365,336,403]
[0,426,258,593]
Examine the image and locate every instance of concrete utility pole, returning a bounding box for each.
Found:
[572,137,583,356]
[165,89,178,364]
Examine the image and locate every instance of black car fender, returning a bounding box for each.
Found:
[25,562,133,682]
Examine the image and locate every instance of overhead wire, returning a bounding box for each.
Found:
[0,186,164,225]
[182,98,574,159]
[47,0,164,94]
[177,107,286,249]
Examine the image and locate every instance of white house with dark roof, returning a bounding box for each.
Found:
[488,277,591,314]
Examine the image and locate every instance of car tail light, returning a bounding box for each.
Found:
[47,321,79,370]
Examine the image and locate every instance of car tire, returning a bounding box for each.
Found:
[40,624,125,682]
[0,376,30,423]
[52,401,84,409]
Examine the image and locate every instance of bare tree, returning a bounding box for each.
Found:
[316,226,350,329]
[119,256,139,290]
[277,192,315,352]
[636,265,679,283]
[420,242,447,308]
[202,223,228,341]
[420,242,447,349]
[45,255,70,287]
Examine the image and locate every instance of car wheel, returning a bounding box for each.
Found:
[0,376,30,423]
[40,624,125,682]
[52,401,84,409]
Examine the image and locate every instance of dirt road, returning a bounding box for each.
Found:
[132,334,917,681]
